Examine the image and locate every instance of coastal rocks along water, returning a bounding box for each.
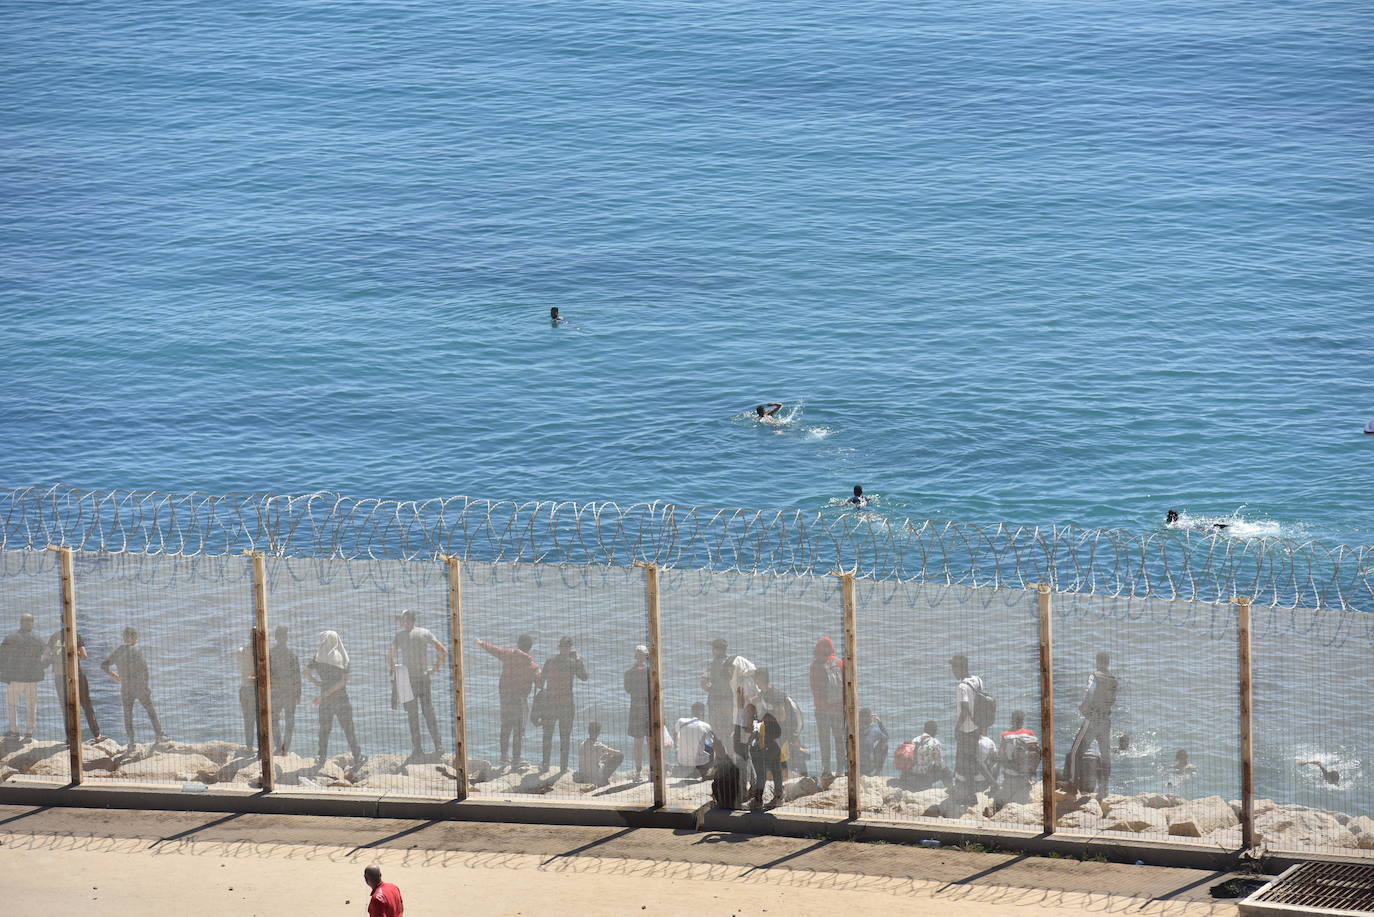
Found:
[2,739,1369,853]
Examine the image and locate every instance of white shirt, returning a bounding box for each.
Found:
[675,717,714,766]
[956,675,983,733]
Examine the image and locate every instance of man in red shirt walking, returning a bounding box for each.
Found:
[363,865,403,917]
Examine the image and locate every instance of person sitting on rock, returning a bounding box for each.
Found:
[901,720,952,791]
[859,707,889,776]
[574,721,623,787]
[995,710,1040,806]
[975,728,999,795]
[674,702,715,780]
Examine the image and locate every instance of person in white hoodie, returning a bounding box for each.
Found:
[307,630,361,765]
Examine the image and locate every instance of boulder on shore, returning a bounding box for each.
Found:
[117,753,219,782]
[1166,795,1238,838]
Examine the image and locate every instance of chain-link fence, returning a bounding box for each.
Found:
[1,492,1371,862]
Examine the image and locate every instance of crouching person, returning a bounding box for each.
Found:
[574,722,624,787]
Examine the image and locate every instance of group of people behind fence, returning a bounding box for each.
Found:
[0,612,164,747]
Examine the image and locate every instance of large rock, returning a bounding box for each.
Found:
[1348,816,1374,850]
[1167,795,1239,838]
[1143,793,1183,809]
[993,802,1042,826]
[1104,801,1169,834]
[472,773,524,794]
[1,741,66,774]
[1256,806,1353,850]
[117,753,219,782]
[782,775,820,802]
[157,740,242,765]
[0,765,16,783]
[272,753,318,785]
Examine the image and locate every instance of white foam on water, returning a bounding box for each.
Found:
[1164,508,1297,540]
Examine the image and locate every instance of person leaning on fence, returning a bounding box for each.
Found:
[895,720,952,790]
[675,702,715,780]
[388,610,448,760]
[475,634,540,765]
[235,630,261,750]
[1,613,46,742]
[307,630,361,766]
[809,637,846,778]
[101,626,166,747]
[951,654,994,805]
[1064,652,1118,796]
[574,721,624,787]
[535,636,587,772]
[270,626,301,755]
[623,644,651,779]
[43,626,104,742]
[995,710,1040,806]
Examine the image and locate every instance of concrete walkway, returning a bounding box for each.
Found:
[0,804,1243,916]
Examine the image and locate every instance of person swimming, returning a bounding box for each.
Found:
[1365,418,1374,435]
[1165,509,1229,532]
[846,485,867,507]
[550,307,564,326]
[1299,759,1342,786]
[754,403,783,422]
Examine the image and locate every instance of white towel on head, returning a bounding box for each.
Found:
[316,630,349,669]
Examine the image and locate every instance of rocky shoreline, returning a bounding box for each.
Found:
[3,738,1369,853]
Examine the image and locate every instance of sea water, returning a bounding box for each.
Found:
[0,0,1370,815]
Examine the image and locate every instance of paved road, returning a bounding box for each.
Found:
[0,805,1241,916]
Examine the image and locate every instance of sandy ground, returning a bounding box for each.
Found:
[0,804,1244,916]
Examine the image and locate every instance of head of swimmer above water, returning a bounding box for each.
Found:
[1166,509,1179,525]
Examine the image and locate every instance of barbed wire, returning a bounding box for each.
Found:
[1,484,1370,611]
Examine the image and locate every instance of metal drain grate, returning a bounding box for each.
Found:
[1242,862,1374,915]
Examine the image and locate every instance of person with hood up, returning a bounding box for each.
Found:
[808,637,846,777]
[306,630,362,765]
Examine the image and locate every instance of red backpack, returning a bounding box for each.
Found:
[893,740,918,773]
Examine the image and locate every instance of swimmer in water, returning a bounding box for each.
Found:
[550,307,564,326]
[1165,510,1179,525]
[1299,759,1342,786]
[754,403,783,423]
[846,485,867,507]
[1168,749,1197,779]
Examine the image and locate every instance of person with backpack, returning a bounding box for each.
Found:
[995,710,1040,806]
[809,637,846,778]
[859,707,889,776]
[951,654,994,805]
[894,720,952,790]
[1064,652,1118,796]
[748,708,786,810]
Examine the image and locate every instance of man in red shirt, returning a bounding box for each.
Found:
[363,865,403,917]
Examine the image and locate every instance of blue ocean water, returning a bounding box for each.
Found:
[2,0,1371,548]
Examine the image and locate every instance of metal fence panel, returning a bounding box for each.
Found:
[657,568,846,816]
[1253,603,1374,857]
[0,549,70,784]
[264,556,455,797]
[462,561,652,806]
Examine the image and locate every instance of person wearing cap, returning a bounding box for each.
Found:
[537,636,588,771]
[623,645,652,778]
[1,613,47,741]
[387,609,448,759]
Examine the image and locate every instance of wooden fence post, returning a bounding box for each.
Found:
[1038,584,1055,833]
[1236,596,1254,851]
[247,551,274,791]
[637,562,667,808]
[52,546,82,784]
[840,572,860,821]
[445,556,468,800]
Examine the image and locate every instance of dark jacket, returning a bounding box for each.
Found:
[0,630,47,683]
